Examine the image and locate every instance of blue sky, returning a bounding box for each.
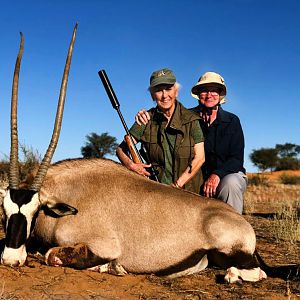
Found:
[1,0,299,172]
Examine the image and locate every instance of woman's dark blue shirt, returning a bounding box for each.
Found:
[191,105,246,180]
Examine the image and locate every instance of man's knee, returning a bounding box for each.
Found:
[216,173,247,214]
[218,173,246,193]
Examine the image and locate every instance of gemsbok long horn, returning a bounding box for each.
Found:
[9,32,24,189]
[30,23,78,191]
[9,23,77,192]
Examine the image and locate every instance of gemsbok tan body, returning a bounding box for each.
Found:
[32,157,264,282]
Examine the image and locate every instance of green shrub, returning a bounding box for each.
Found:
[279,173,300,185]
[0,144,41,183]
[19,144,41,181]
[0,162,9,182]
[276,157,300,171]
[248,174,270,186]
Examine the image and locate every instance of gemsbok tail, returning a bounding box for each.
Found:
[255,250,300,281]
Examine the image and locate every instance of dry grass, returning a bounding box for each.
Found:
[244,170,300,214]
[247,170,300,183]
[271,203,300,244]
[245,170,300,244]
[244,183,300,214]
[0,282,14,300]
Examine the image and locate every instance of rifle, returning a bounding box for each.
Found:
[98,69,158,181]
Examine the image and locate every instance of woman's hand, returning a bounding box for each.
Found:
[203,174,220,198]
[172,182,182,189]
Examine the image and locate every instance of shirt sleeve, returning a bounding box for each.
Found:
[213,116,245,178]
[191,121,204,144]
[129,122,146,141]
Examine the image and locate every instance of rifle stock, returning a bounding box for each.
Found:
[124,134,140,164]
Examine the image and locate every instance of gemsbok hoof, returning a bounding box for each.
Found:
[225,266,267,283]
[88,260,128,276]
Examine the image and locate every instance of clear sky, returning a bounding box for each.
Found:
[1,0,299,172]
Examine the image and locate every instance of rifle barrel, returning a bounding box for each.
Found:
[98,69,141,157]
[98,69,158,181]
[98,69,120,109]
[98,69,131,134]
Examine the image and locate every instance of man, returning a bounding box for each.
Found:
[136,71,247,214]
[116,68,205,193]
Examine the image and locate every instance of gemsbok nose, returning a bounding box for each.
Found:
[1,258,20,267]
[1,244,27,267]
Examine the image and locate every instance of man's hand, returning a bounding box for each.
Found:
[127,161,151,177]
[135,109,150,125]
[203,174,220,198]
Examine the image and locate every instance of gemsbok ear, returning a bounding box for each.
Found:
[43,198,78,218]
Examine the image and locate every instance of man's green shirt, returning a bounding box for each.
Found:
[130,113,203,185]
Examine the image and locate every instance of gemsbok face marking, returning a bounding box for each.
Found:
[2,189,39,266]
[1,23,77,267]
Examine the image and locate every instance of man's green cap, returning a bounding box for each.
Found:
[149,68,176,89]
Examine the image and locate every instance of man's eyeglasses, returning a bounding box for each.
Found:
[200,89,220,96]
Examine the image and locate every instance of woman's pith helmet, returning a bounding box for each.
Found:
[191,71,227,104]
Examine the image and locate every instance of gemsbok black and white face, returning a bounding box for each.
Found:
[1,189,40,266]
[1,24,77,267]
